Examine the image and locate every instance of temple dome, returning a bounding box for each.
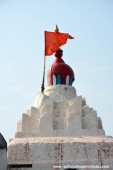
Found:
[47,49,75,86]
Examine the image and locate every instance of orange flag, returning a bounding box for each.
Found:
[44,31,74,56]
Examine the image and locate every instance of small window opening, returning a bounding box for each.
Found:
[7,164,32,169]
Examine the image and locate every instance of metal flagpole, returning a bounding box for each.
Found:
[41,55,46,93]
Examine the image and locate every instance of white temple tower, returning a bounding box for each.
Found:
[8,49,113,170]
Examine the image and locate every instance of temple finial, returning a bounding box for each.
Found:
[54,25,59,33]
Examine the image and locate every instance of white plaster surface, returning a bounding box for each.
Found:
[8,137,113,170]
[43,85,77,102]
[15,85,105,137]
[8,85,113,170]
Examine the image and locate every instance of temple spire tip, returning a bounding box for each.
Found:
[54,25,59,33]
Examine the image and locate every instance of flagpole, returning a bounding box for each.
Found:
[41,55,46,93]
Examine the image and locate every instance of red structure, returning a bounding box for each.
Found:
[47,49,75,86]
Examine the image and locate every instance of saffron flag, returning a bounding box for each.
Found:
[44,31,74,56]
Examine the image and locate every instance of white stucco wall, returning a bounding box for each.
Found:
[8,85,112,170]
[8,137,113,170]
[15,86,105,138]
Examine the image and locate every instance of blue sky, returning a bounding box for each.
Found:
[0,0,113,141]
